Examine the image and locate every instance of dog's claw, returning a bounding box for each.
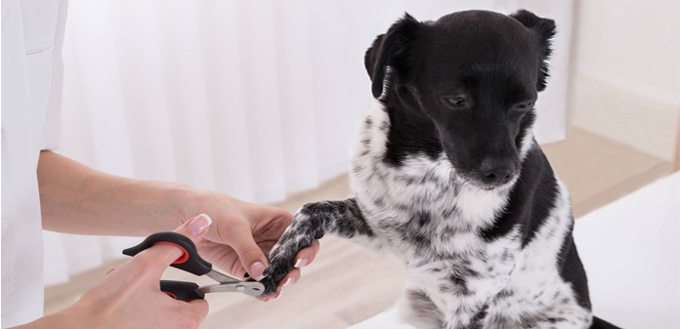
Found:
[261,249,297,295]
[260,275,279,296]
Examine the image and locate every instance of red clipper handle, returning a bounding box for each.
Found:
[122,232,212,276]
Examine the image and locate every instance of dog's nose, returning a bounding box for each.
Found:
[479,158,515,185]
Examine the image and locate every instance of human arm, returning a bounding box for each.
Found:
[37,150,191,236]
[37,150,319,292]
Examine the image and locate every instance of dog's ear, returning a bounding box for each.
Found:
[510,9,556,91]
[365,13,425,98]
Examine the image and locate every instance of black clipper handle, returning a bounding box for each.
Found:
[160,280,205,301]
[122,232,212,276]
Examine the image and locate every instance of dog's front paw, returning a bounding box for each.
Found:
[260,235,306,295]
[260,251,295,295]
[260,209,324,295]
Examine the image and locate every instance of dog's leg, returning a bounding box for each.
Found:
[437,295,490,329]
[398,288,444,329]
[431,252,521,329]
[527,304,593,329]
[260,198,379,295]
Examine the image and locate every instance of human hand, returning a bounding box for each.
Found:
[40,215,213,329]
[186,192,320,300]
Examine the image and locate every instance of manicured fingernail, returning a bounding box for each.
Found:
[250,262,266,280]
[294,258,308,268]
[187,214,212,237]
[283,277,294,287]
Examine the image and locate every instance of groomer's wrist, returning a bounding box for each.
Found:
[184,189,223,222]
[54,305,93,329]
[184,189,250,239]
[163,182,204,228]
[170,185,238,226]
[136,180,202,234]
[15,304,91,329]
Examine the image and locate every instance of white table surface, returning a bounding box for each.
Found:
[574,172,679,328]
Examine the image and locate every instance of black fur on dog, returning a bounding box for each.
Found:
[261,9,621,329]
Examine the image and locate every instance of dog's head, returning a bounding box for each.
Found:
[365,10,555,189]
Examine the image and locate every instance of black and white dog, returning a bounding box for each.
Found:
[261,10,620,329]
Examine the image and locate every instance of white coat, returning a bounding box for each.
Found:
[1,0,67,326]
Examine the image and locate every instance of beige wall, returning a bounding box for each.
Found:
[576,0,679,104]
[570,0,680,164]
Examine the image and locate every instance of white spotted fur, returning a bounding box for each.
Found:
[344,102,592,328]
[266,100,593,328]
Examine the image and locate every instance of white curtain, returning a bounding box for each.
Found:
[43,0,574,286]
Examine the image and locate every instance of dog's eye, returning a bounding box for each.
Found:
[445,96,467,108]
[514,102,533,110]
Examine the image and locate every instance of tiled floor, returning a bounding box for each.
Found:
[43,128,673,328]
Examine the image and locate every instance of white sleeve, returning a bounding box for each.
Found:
[40,0,68,151]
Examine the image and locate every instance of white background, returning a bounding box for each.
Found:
[575,0,680,106]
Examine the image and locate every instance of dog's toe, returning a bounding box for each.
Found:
[260,255,296,296]
[260,276,279,296]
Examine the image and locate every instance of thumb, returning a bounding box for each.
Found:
[229,226,269,280]
[133,214,213,279]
